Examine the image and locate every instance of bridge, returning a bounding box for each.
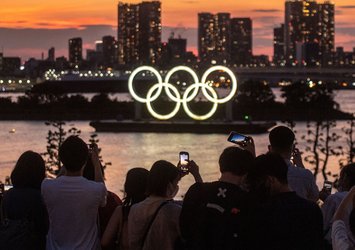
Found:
[231,67,355,86]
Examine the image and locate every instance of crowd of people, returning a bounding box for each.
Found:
[1,125,355,250]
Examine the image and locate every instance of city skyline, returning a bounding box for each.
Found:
[1,0,355,60]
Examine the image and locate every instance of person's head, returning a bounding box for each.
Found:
[246,153,288,199]
[147,160,180,198]
[219,146,254,176]
[59,136,88,172]
[338,163,355,191]
[11,151,45,189]
[269,126,295,156]
[123,168,149,206]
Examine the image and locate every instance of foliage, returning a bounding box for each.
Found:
[42,121,110,177]
[339,116,355,166]
[281,81,337,110]
[236,80,276,106]
[301,120,343,180]
[42,121,81,176]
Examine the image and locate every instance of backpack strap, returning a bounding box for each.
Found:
[141,200,169,249]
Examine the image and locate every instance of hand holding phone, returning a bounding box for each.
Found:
[227,132,256,157]
[323,181,332,193]
[227,132,250,145]
[179,151,189,173]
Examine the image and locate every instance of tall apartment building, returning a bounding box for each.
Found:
[68,37,82,67]
[198,13,231,64]
[273,24,285,65]
[117,1,161,65]
[230,18,252,66]
[284,0,334,66]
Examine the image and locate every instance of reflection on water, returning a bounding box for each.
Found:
[0,89,353,198]
[0,120,352,199]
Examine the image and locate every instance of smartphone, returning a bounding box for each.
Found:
[179,151,189,173]
[323,181,332,193]
[4,184,13,191]
[227,131,250,144]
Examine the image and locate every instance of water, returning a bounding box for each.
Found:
[0,89,354,199]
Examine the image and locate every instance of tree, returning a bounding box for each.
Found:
[42,121,110,177]
[236,80,275,106]
[281,80,337,110]
[340,115,355,166]
[302,120,343,180]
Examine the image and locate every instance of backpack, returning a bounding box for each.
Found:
[187,182,245,250]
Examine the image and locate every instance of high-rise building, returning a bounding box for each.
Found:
[318,2,335,66]
[273,24,285,65]
[168,37,187,59]
[68,37,82,67]
[117,1,161,65]
[48,47,55,62]
[230,18,252,66]
[198,13,230,64]
[102,36,118,68]
[138,1,162,64]
[0,53,3,72]
[284,0,335,66]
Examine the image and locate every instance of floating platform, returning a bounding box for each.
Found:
[89,120,276,134]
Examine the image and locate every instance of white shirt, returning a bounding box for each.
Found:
[286,160,319,201]
[42,176,107,250]
[332,220,355,250]
[322,191,348,243]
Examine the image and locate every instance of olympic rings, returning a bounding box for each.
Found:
[128,65,238,121]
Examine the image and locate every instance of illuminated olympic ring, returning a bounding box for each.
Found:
[128,65,238,120]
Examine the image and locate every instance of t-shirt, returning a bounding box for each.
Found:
[286,160,319,201]
[332,220,355,250]
[128,196,181,250]
[41,176,107,250]
[180,181,247,250]
[322,191,348,243]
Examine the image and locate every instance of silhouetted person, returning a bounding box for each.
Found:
[269,125,319,201]
[2,151,48,250]
[128,160,183,250]
[180,146,254,250]
[41,136,107,249]
[242,153,323,250]
[102,167,149,250]
[322,163,355,246]
[332,186,355,249]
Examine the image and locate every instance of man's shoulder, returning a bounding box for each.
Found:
[288,165,314,179]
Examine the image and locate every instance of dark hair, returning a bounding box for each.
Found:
[123,168,149,206]
[147,160,180,197]
[246,153,288,202]
[59,136,88,172]
[254,153,288,184]
[269,126,295,152]
[219,146,254,176]
[11,151,45,189]
[339,163,355,191]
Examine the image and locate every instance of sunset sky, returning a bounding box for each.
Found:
[1,0,355,61]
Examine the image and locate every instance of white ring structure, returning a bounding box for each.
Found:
[128,65,238,120]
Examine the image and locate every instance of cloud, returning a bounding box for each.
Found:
[338,5,355,9]
[252,9,280,13]
[180,0,199,3]
[0,25,116,60]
